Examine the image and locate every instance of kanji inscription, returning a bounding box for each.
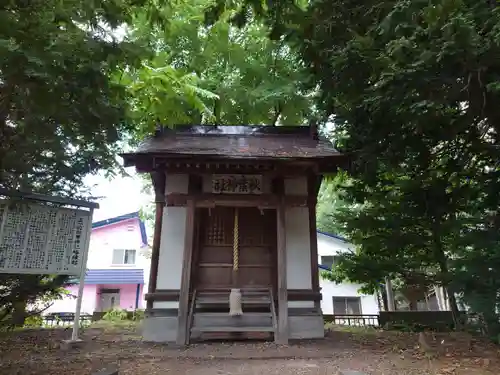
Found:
[0,200,91,275]
[212,175,263,194]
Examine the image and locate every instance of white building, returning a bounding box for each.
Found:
[317,231,380,316]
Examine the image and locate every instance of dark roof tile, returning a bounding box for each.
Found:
[127,125,340,160]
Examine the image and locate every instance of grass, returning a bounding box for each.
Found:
[324,322,380,335]
[90,319,140,332]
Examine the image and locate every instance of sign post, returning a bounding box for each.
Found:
[71,206,94,341]
[0,188,98,342]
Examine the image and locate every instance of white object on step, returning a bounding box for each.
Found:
[229,288,243,316]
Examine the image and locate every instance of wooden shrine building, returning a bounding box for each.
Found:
[121,125,344,345]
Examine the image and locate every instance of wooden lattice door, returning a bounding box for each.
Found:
[195,207,276,290]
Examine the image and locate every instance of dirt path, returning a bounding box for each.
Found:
[3,356,493,375]
[0,328,498,375]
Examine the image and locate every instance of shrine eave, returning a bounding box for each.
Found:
[120,124,347,174]
[120,153,346,174]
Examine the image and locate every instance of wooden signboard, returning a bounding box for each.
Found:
[0,200,92,275]
[212,174,263,194]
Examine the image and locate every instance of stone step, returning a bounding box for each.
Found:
[193,312,274,328]
[196,290,271,298]
[195,312,272,316]
[196,297,271,305]
[191,325,275,333]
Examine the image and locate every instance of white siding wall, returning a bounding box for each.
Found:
[317,233,379,315]
[320,280,379,315]
[285,207,311,289]
[86,225,146,269]
[284,177,313,308]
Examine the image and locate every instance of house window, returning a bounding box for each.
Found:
[112,249,136,265]
[320,255,339,270]
[332,297,362,315]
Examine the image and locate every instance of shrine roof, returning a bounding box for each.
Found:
[122,125,341,162]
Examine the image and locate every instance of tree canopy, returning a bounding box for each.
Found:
[0,0,164,326]
[126,0,318,222]
[0,0,164,196]
[296,0,500,337]
[122,0,316,142]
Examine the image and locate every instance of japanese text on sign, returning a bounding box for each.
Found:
[212,175,263,194]
[0,200,91,275]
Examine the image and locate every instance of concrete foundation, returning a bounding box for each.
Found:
[142,315,178,342]
[142,308,324,343]
[289,314,325,339]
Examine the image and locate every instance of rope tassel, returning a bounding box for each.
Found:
[233,208,239,272]
[229,208,243,316]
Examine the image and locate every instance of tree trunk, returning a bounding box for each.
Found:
[11,301,27,327]
[214,98,221,123]
[378,286,388,311]
[385,277,396,311]
[408,298,418,311]
[431,224,460,320]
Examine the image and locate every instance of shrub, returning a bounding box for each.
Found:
[132,309,144,321]
[102,308,128,321]
[23,315,43,328]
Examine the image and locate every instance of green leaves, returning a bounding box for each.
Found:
[0,0,173,322]
[303,0,500,329]
[124,0,315,130]
[124,56,219,133]
[0,0,168,196]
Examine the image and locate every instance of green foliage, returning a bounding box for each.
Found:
[102,308,129,321]
[124,0,315,136]
[23,315,44,329]
[0,275,74,328]
[122,57,219,137]
[241,0,500,339]
[0,0,162,327]
[383,319,456,333]
[132,309,145,321]
[0,0,164,195]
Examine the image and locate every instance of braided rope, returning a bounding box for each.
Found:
[233,208,239,270]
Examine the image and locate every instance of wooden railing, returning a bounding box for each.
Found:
[42,312,93,327]
[324,314,380,327]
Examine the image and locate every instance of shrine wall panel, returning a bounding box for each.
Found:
[284,177,308,196]
[155,174,188,308]
[285,207,312,290]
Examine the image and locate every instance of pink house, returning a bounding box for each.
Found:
[46,212,150,314]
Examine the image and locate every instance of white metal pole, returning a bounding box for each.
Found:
[71,208,94,341]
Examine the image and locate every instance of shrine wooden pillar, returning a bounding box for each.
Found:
[176,175,200,345]
[176,199,195,345]
[274,177,288,344]
[276,196,288,344]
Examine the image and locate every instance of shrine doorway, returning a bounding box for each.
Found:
[193,206,277,292]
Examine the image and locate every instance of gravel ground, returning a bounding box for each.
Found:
[0,326,498,375]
